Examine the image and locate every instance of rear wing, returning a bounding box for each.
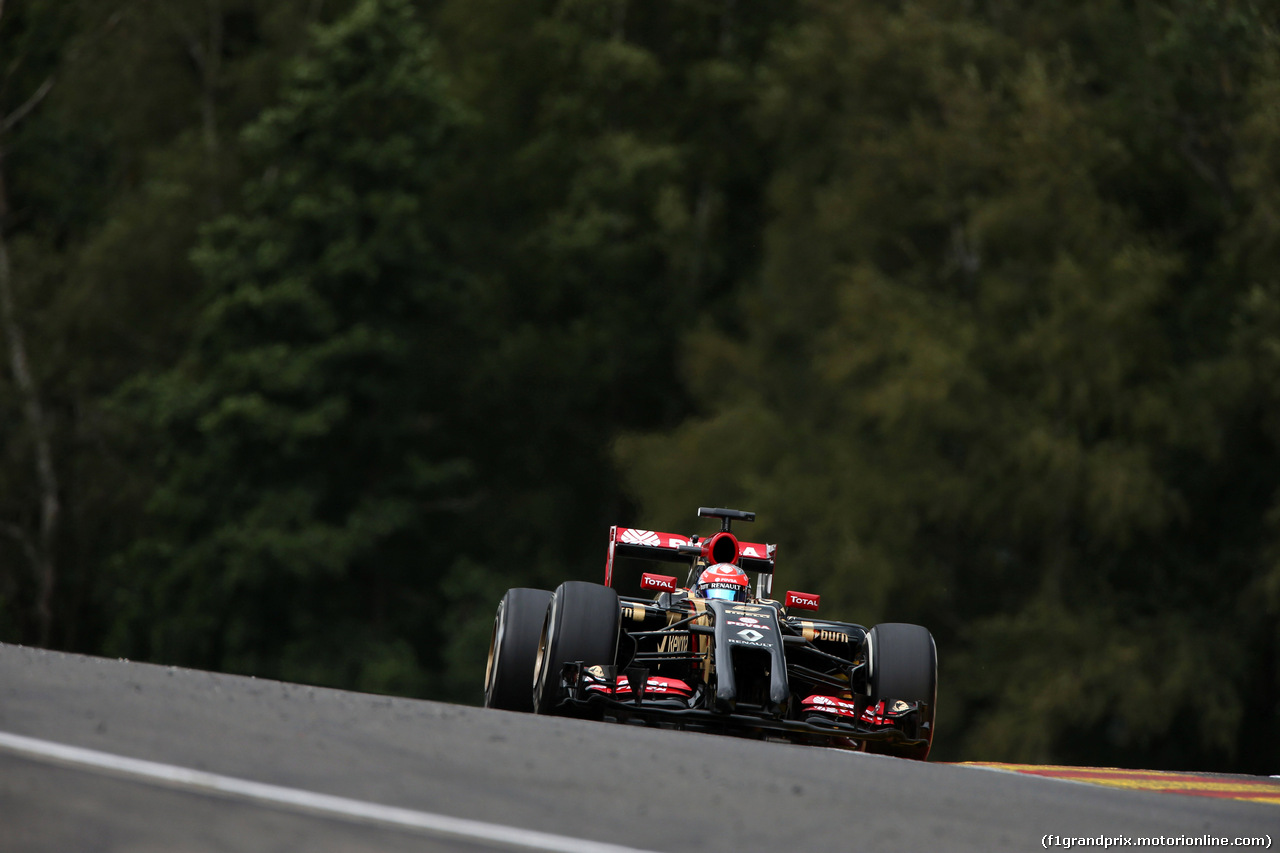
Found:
[605,526,776,595]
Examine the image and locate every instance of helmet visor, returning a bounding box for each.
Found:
[699,583,746,602]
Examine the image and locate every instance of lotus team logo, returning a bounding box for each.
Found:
[620,529,661,546]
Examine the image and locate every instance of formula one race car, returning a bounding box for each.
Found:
[483,507,937,759]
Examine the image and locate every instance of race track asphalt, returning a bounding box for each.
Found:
[0,643,1273,852]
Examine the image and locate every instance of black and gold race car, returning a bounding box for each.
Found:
[483,507,936,759]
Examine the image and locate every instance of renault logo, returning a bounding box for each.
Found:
[737,629,764,643]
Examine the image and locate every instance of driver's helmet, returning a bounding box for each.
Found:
[693,563,750,602]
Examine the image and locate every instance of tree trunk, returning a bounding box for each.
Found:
[0,145,61,646]
[156,0,225,210]
[199,0,223,170]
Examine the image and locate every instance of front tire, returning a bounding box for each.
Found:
[533,581,620,716]
[864,622,937,760]
[484,588,553,712]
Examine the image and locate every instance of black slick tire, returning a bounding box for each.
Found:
[533,581,620,716]
[864,622,937,760]
[484,588,553,712]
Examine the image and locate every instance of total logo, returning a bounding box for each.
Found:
[640,573,678,593]
[786,591,821,611]
[736,628,765,643]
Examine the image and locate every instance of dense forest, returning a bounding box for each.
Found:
[2,0,1278,771]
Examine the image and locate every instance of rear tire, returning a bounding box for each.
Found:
[864,622,937,760]
[533,581,620,716]
[484,588,553,712]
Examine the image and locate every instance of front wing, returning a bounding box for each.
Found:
[550,661,931,750]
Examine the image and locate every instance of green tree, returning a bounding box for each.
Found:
[111,0,473,695]
[619,0,1280,771]
[0,0,352,654]
[414,0,798,695]
[0,0,74,646]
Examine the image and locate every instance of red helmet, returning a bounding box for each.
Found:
[694,563,750,602]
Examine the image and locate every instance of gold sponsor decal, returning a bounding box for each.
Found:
[800,621,848,643]
[689,597,714,678]
[622,604,647,624]
[658,633,690,654]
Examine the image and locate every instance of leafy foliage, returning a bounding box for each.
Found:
[618,0,1280,770]
[0,0,1277,771]
[109,0,473,695]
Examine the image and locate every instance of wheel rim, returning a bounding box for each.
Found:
[484,602,505,705]
[864,629,875,696]
[533,598,556,711]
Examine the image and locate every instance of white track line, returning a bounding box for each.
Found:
[0,730,660,853]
